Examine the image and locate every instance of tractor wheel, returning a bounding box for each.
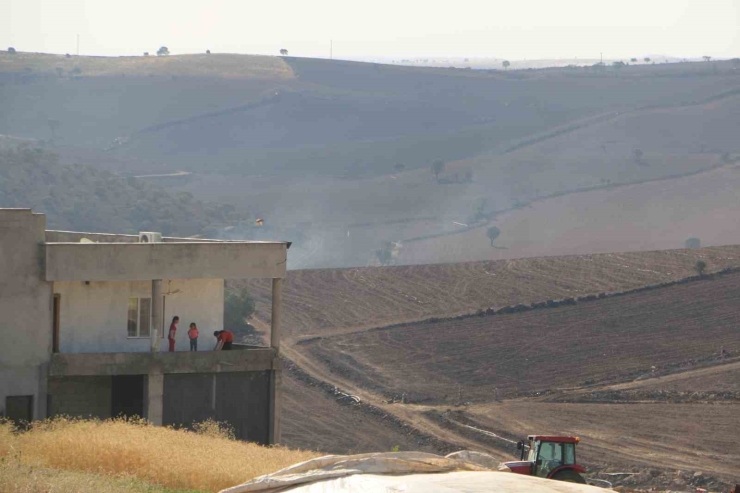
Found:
[551,470,587,484]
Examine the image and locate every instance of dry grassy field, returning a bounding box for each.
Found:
[0,52,293,79]
[244,245,740,342]
[0,418,317,493]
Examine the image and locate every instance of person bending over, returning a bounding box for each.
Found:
[213,329,234,350]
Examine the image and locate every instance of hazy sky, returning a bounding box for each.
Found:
[2,0,739,60]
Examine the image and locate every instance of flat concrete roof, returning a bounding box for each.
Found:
[45,241,288,281]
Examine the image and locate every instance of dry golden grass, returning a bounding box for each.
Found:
[0,461,195,493]
[0,52,294,79]
[0,418,319,493]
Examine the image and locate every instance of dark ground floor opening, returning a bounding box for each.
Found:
[47,371,273,444]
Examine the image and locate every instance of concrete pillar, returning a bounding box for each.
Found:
[145,371,164,426]
[151,280,163,352]
[270,278,283,352]
[268,368,282,444]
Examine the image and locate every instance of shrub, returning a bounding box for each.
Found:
[157,46,170,56]
[7,47,16,54]
[695,259,707,276]
[685,237,701,249]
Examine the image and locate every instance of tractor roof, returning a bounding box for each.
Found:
[528,435,580,444]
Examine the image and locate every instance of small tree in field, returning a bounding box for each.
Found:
[630,58,638,63]
[431,159,445,182]
[695,259,707,276]
[7,47,17,54]
[643,57,651,63]
[280,48,289,56]
[157,46,170,56]
[376,241,393,266]
[487,226,501,247]
[702,56,711,62]
[685,237,701,249]
[502,60,510,70]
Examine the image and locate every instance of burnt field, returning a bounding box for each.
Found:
[299,270,740,403]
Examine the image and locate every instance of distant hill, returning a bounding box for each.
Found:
[0,143,246,236]
[3,52,740,268]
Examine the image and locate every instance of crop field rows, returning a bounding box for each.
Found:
[243,245,740,342]
[300,271,740,403]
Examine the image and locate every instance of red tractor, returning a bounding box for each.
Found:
[500,435,587,484]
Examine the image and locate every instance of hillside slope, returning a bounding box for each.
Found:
[302,270,740,402]
[244,245,740,341]
[279,266,740,488]
[0,144,244,235]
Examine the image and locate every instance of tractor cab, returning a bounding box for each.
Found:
[500,435,586,484]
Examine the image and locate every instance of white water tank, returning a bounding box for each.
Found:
[139,232,163,243]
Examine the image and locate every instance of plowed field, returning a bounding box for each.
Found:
[244,245,740,342]
[301,272,740,402]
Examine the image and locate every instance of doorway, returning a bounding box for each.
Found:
[6,395,33,428]
[111,376,144,418]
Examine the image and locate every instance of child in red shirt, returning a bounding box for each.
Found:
[188,323,199,351]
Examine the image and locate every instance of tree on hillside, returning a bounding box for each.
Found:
[7,47,16,54]
[502,60,510,70]
[487,226,501,247]
[47,119,60,140]
[376,241,393,266]
[143,52,149,56]
[612,61,626,69]
[431,159,445,182]
[702,56,711,62]
[157,46,170,56]
[630,58,638,63]
[632,148,644,165]
[206,49,211,54]
[224,286,262,343]
[695,259,707,276]
[685,237,701,249]
[643,57,651,63]
[280,48,289,56]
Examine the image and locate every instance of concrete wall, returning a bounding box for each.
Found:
[53,279,224,353]
[45,242,288,281]
[48,376,112,419]
[0,209,52,419]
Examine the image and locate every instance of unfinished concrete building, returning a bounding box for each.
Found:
[0,208,288,444]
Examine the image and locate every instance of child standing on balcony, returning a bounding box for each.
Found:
[168,316,179,352]
[188,323,199,351]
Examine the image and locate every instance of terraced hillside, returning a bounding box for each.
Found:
[244,245,740,341]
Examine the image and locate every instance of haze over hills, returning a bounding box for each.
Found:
[2,51,740,267]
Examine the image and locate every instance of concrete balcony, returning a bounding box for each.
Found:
[49,347,280,377]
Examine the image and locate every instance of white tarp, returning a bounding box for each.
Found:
[220,452,604,493]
